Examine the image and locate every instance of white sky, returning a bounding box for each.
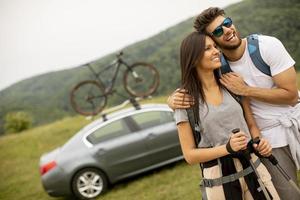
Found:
[0,0,242,91]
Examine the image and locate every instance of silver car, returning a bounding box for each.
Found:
[39,104,182,199]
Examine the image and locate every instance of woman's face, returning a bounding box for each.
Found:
[198,36,221,71]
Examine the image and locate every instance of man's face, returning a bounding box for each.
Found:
[206,15,242,50]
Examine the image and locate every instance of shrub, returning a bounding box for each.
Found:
[4,111,33,134]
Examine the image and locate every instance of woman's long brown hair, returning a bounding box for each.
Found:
[180,32,220,123]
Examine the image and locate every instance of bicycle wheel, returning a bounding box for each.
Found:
[70,80,107,116]
[124,62,159,97]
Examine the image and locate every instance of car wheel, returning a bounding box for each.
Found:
[72,168,108,199]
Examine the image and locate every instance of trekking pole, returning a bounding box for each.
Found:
[232,128,271,200]
[252,137,300,195]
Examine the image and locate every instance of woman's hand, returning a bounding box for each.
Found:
[253,138,272,157]
[229,131,248,152]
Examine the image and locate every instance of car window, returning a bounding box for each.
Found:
[87,119,131,144]
[131,111,174,129]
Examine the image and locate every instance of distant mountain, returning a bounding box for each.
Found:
[0,0,299,134]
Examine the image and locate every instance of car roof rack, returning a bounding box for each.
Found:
[99,97,150,121]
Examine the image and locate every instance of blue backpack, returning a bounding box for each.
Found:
[220,34,271,77]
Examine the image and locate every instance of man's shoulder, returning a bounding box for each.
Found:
[254,34,286,58]
[257,34,282,46]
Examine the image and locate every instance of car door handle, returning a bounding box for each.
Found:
[96,148,106,155]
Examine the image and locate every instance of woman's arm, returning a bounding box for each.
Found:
[177,121,247,164]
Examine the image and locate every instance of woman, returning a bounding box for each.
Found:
[174,32,279,200]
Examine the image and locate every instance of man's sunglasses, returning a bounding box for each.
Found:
[210,17,233,37]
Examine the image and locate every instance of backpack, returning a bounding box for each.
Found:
[220,34,271,77]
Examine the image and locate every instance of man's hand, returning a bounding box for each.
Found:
[220,72,248,96]
[252,138,272,157]
[167,88,194,110]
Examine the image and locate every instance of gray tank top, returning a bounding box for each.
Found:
[174,89,251,148]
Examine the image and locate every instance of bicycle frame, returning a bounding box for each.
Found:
[86,57,131,94]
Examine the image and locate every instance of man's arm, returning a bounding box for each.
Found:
[220,67,299,105]
[241,97,272,157]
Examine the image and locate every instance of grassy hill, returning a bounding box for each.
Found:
[0,0,300,134]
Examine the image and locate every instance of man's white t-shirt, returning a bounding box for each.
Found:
[228,35,296,148]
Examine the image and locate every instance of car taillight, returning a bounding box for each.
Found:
[40,161,57,175]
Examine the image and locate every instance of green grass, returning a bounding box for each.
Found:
[1,93,300,200]
[0,116,90,200]
[0,96,200,200]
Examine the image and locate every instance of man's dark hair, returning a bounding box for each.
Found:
[194,7,225,33]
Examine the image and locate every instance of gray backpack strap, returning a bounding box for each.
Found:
[247,34,271,76]
[186,108,202,145]
[202,158,261,187]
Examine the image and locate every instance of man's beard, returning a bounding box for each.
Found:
[217,32,242,50]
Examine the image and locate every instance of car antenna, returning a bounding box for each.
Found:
[101,113,108,121]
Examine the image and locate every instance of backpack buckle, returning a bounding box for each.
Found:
[202,179,213,188]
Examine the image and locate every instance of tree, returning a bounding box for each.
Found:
[4,111,33,134]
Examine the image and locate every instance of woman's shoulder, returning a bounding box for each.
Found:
[222,88,241,103]
[174,109,188,125]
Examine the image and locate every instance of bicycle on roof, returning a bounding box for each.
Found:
[70,51,159,116]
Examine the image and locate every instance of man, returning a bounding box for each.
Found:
[168,7,300,200]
